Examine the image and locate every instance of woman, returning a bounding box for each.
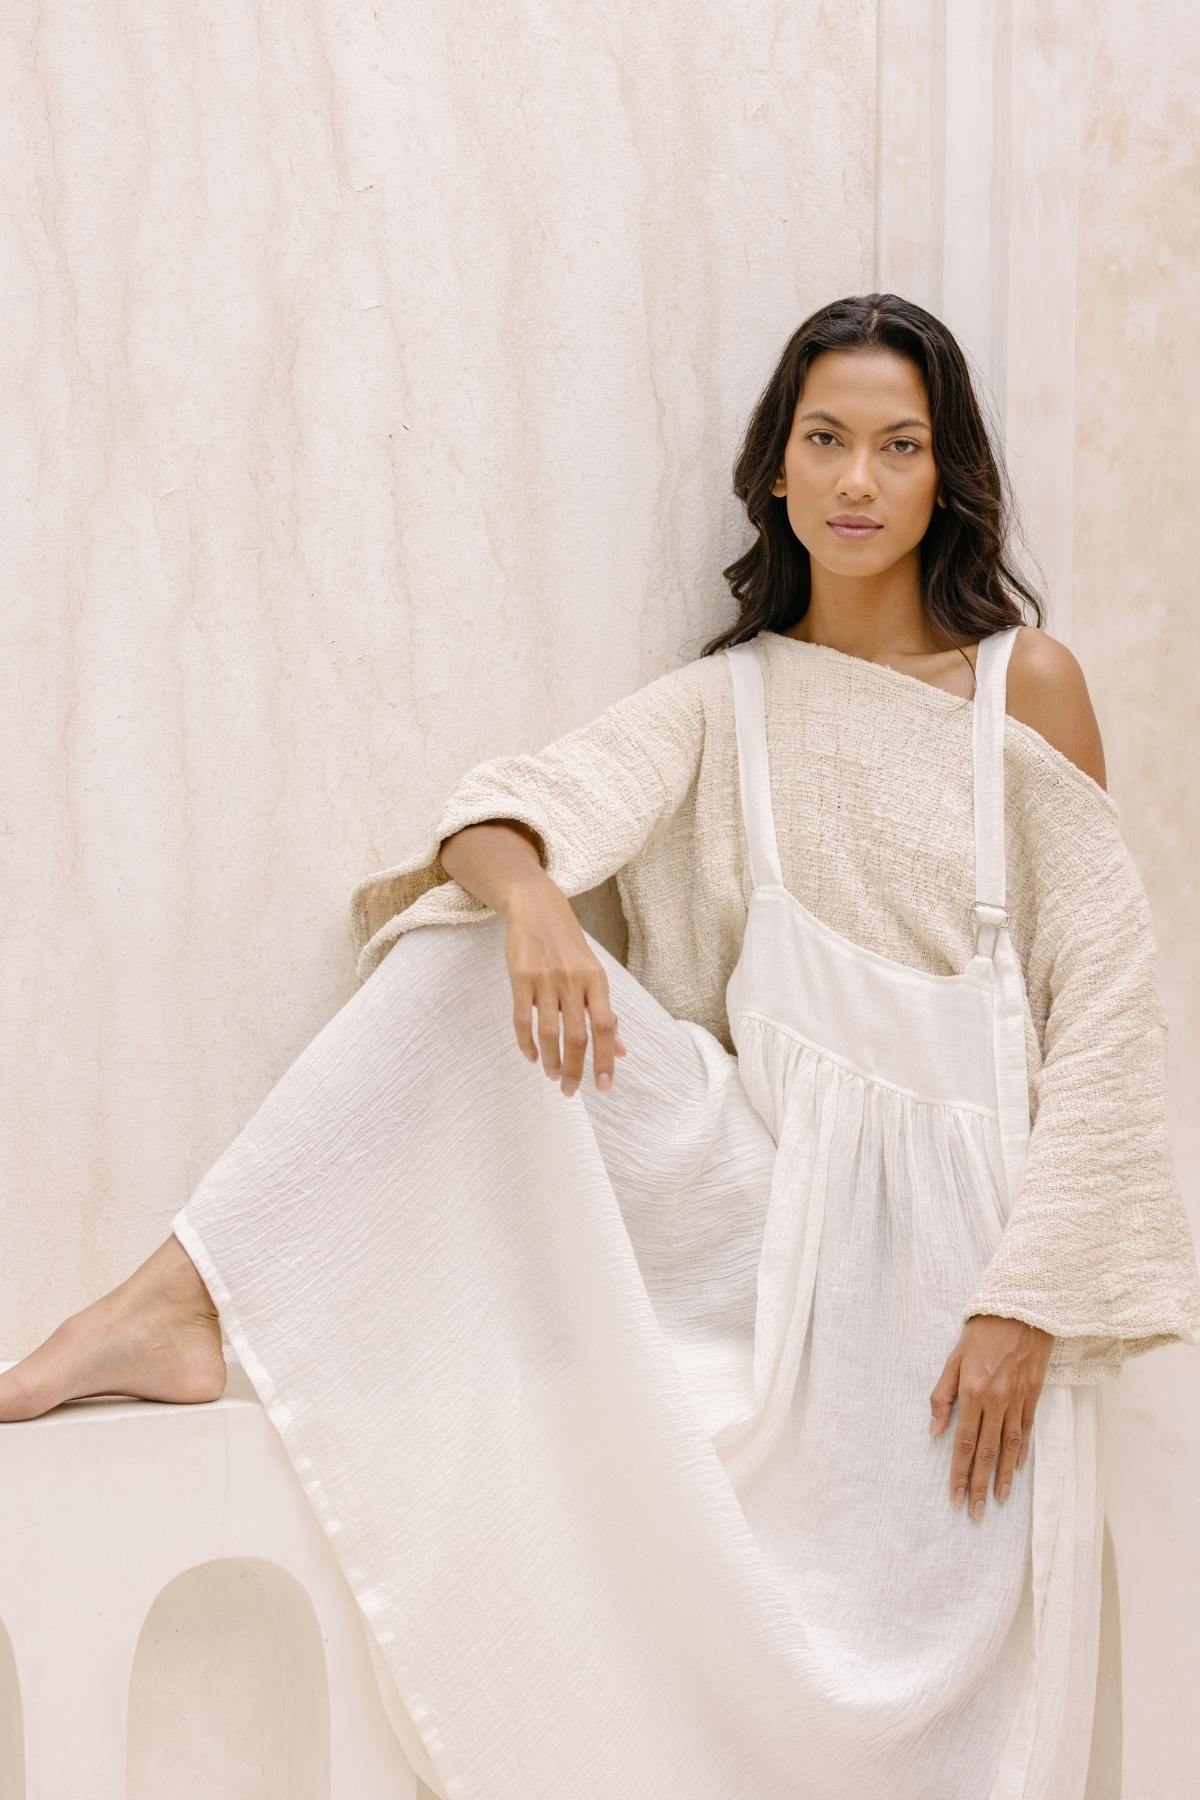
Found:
[4,294,1199,1798]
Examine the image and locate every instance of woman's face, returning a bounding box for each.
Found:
[770,347,945,572]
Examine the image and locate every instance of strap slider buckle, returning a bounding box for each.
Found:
[971,899,1009,953]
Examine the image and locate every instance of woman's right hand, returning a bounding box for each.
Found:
[503,882,628,1097]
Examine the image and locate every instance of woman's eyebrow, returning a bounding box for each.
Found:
[798,410,930,432]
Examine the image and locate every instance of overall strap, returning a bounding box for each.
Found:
[970,625,1021,955]
[725,641,785,889]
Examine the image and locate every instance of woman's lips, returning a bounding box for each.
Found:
[827,519,883,540]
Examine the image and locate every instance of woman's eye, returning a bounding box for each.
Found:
[805,431,922,454]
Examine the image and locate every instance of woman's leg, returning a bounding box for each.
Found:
[153,914,778,1798]
[0,910,767,1431]
[0,1229,225,1422]
[0,914,599,1425]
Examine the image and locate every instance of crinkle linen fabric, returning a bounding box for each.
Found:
[173,626,1200,1800]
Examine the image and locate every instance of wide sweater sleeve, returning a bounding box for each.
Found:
[958,746,1200,1384]
[348,655,711,986]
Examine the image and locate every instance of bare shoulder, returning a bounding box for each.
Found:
[1004,625,1107,791]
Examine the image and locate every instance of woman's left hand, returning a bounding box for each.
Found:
[929,1316,1055,1520]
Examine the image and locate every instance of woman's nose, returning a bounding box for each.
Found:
[837,459,876,497]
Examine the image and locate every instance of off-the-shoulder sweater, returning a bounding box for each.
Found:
[348,627,1200,1388]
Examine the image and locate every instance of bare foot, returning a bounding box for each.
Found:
[0,1233,227,1422]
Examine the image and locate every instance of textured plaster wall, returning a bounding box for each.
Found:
[1072,3,1200,1794]
[1,0,873,1347]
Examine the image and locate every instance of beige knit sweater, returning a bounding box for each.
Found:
[349,628,1200,1387]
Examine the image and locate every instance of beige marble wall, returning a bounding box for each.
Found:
[3,0,1197,1794]
[2,3,873,1347]
[1073,5,1200,1795]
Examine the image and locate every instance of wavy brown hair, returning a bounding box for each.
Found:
[699,293,1046,660]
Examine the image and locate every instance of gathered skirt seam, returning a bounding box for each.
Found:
[731,1007,1002,1120]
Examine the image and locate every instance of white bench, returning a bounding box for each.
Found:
[0,1347,1127,1798]
[0,1349,433,1799]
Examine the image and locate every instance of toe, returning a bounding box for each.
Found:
[0,1365,54,1423]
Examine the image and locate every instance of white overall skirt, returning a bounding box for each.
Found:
[174,625,1106,1800]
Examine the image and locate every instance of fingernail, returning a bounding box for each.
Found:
[597,1072,611,1090]
[562,1083,576,1097]
[954,1486,966,1506]
[997,1482,1010,1502]
[971,1499,985,1519]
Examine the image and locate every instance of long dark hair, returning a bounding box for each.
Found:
[699,293,1046,659]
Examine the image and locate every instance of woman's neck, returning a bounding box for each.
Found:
[786,564,975,662]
